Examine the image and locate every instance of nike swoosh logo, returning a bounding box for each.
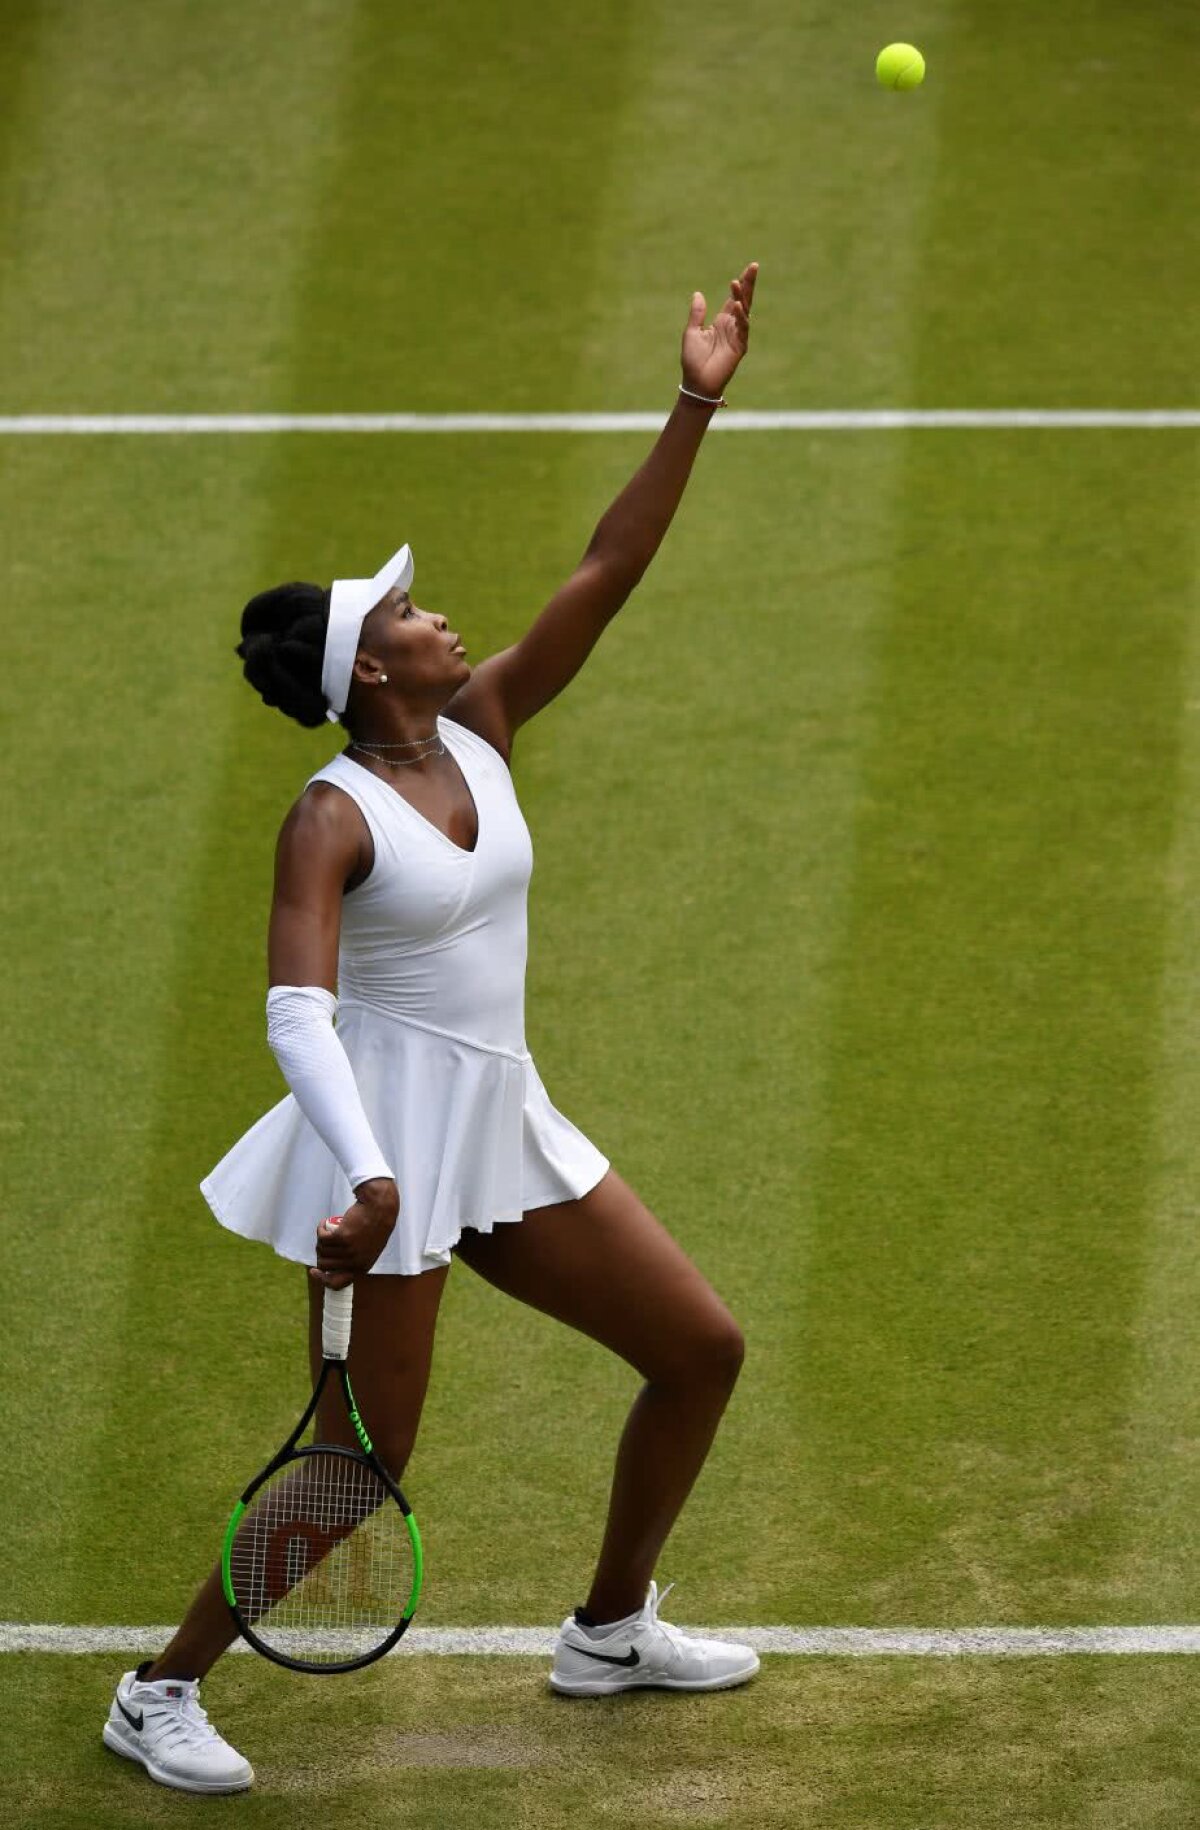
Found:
[116,1696,144,1732]
[574,1643,640,1668]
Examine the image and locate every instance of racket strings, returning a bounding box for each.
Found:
[227,1449,410,1663]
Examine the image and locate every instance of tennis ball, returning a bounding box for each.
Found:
[876,43,926,90]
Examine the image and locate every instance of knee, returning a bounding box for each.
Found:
[683,1312,745,1392]
[368,1429,416,1484]
[711,1316,746,1387]
[324,1409,415,1484]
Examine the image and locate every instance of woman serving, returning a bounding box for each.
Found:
[104,264,761,1796]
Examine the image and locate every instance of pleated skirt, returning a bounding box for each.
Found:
[199,1000,610,1276]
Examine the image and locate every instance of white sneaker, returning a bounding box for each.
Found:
[102,1663,254,1794]
[550,1580,760,1696]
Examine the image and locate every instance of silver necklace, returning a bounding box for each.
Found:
[348,736,446,768]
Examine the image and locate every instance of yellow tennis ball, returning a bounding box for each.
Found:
[876,43,926,90]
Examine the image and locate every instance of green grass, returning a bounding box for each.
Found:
[6,1655,1200,1830]
[2,0,1199,1824]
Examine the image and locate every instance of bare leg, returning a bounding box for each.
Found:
[142,1262,449,1682]
[453,1168,744,1624]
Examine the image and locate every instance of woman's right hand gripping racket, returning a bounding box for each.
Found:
[220,1229,422,1674]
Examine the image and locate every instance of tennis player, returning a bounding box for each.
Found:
[104,264,761,1794]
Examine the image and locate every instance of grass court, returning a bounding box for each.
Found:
[1,1,1198,1824]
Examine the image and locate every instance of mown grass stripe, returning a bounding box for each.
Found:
[0,0,367,1631]
[5,1622,1200,1656]
[782,0,1197,1628]
[0,411,1197,434]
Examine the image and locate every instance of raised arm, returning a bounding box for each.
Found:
[456,263,759,749]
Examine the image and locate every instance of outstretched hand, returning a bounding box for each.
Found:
[681,262,758,401]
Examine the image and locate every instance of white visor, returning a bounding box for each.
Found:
[321,543,414,723]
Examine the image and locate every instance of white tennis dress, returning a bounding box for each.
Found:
[199,714,610,1275]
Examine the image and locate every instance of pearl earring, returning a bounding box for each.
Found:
[379,674,388,684]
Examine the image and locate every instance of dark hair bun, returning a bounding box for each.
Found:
[236,582,334,729]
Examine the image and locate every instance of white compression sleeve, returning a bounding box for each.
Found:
[265,985,395,1193]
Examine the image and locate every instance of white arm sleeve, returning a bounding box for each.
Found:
[265,985,395,1193]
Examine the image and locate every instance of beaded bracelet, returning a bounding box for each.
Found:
[678,383,727,409]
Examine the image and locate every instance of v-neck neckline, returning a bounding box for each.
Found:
[342,720,480,856]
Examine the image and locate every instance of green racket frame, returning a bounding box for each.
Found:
[220,1284,423,1674]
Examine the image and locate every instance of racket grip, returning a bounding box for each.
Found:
[322,1283,354,1361]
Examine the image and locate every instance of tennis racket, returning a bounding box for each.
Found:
[220,1254,422,1674]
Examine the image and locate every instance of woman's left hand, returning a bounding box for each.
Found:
[681,261,759,401]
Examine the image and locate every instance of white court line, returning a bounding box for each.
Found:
[4,1623,1200,1656]
[0,411,1198,435]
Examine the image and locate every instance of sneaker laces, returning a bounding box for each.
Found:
[180,1686,216,1735]
[143,1681,219,1750]
[645,1581,692,1655]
